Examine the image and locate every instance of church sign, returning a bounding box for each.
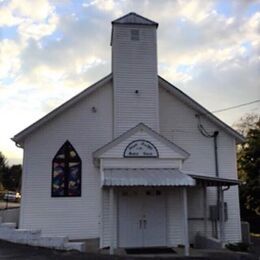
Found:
[124,140,159,158]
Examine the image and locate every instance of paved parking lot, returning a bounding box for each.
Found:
[1,240,259,260]
[0,201,20,210]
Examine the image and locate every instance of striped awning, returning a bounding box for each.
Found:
[103,168,196,187]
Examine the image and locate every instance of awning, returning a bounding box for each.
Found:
[103,168,196,187]
[188,174,240,187]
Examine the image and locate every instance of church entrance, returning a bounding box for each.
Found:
[118,188,167,248]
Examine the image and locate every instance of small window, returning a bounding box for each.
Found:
[131,29,139,41]
[52,141,81,197]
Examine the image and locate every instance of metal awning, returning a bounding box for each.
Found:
[188,174,240,187]
[103,168,196,187]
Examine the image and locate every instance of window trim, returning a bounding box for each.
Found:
[51,140,82,198]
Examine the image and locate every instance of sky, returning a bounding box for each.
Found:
[0,0,259,165]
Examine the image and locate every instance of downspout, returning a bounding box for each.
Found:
[213,131,219,178]
[213,131,220,239]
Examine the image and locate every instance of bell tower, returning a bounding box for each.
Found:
[111,13,159,137]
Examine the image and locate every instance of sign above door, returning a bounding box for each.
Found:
[124,140,159,158]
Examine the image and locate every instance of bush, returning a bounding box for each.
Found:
[225,242,250,252]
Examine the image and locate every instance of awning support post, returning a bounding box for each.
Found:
[109,187,114,255]
[203,184,208,237]
[182,187,189,256]
[219,187,225,246]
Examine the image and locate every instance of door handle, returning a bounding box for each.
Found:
[139,219,142,229]
[143,219,147,229]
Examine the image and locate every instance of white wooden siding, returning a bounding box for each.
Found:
[19,77,242,244]
[159,86,241,242]
[167,188,185,246]
[20,82,113,240]
[112,24,159,136]
[101,188,118,248]
[187,187,209,243]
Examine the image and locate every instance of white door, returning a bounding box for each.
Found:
[143,189,167,247]
[118,190,143,248]
[118,189,166,248]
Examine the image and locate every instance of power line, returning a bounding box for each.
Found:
[211,99,260,113]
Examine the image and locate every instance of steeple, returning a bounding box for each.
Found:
[111,13,159,137]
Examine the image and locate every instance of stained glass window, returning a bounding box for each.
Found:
[52,141,81,197]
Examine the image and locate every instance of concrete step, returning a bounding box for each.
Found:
[64,242,86,252]
[13,229,42,243]
[30,236,69,249]
[0,222,16,229]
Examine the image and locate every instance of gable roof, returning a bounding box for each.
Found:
[112,12,158,27]
[93,122,190,160]
[12,73,112,147]
[12,74,245,147]
[158,76,245,144]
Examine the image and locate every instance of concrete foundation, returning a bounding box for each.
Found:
[0,222,85,252]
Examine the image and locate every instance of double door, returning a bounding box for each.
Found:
[118,188,166,248]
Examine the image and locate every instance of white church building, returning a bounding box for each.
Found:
[12,13,244,254]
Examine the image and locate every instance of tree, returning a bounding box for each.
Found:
[234,113,260,233]
[2,165,22,192]
[0,152,8,190]
[0,152,22,192]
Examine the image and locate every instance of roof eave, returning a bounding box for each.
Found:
[93,122,190,160]
[12,73,113,146]
[158,76,245,144]
[111,12,158,28]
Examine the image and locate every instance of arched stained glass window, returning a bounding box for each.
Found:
[52,141,81,197]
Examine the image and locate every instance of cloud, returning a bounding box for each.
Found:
[0,39,21,79]
[0,0,259,164]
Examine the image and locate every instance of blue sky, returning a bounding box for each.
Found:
[0,0,259,165]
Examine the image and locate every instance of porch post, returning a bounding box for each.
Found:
[219,187,225,246]
[109,187,114,254]
[203,184,208,237]
[182,187,189,256]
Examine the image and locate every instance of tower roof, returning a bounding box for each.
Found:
[112,12,158,27]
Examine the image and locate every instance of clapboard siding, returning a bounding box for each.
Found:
[20,83,113,239]
[159,86,238,179]
[113,24,159,136]
[167,188,185,245]
[101,188,118,248]
[159,86,241,242]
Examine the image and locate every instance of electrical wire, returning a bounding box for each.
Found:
[211,99,260,114]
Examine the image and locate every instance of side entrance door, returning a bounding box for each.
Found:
[118,188,166,248]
